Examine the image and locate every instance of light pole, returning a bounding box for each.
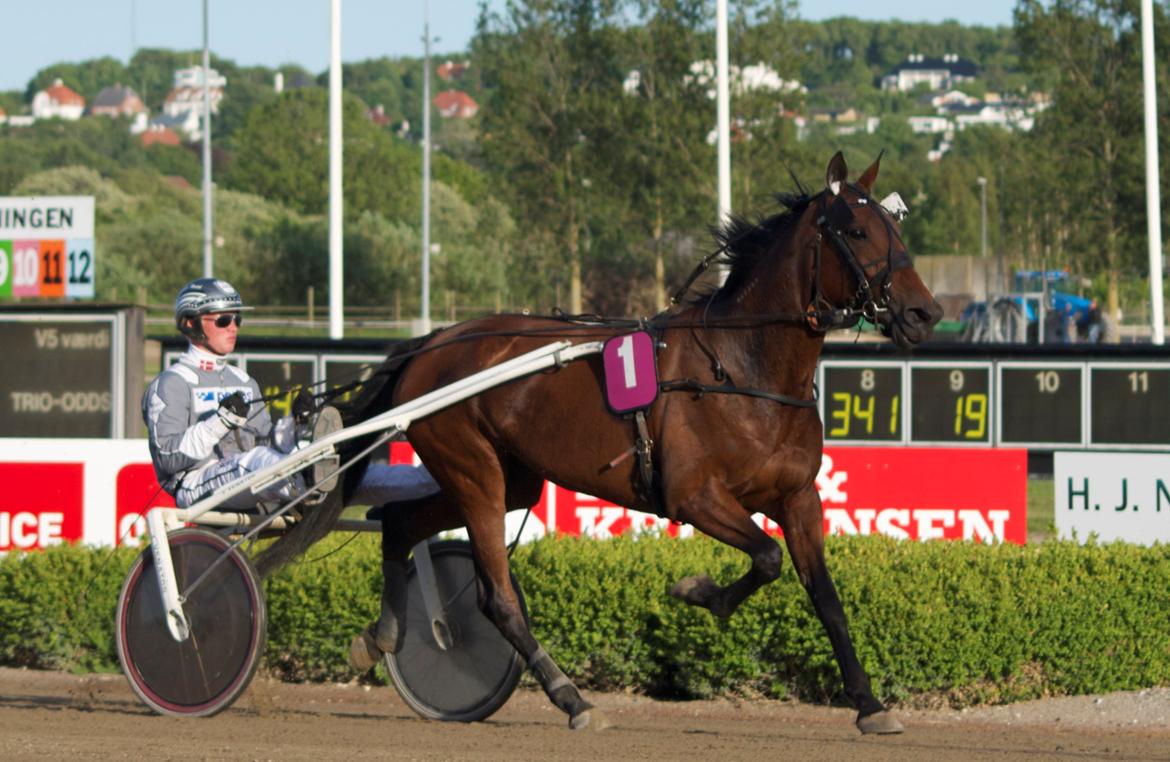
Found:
[977,176,988,259]
[978,176,989,306]
[715,0,730,286]
[419,3,437,336]
[328,0,343,339]
[1141,0,1164,344]
[201,0,213,278]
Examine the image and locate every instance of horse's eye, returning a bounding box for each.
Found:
[848,228,867,240]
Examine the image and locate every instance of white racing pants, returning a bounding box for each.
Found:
[175,446,440,510]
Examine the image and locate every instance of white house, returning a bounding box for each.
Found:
[172,66,227,90]
[31,79,85,120]
[881,54,976,93]
[164,66,226,119]
[148,110,202,141]
[908,115,951,134]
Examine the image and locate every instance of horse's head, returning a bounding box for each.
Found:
[808,152,943,348]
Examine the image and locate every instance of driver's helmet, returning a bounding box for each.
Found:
[174,278,252,337]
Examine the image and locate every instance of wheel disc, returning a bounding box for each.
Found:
[116,529,266,717]
[385,542,523,722]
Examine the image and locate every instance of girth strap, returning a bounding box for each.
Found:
[631,414,669,522]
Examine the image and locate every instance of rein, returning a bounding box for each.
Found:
[266,185,911,414]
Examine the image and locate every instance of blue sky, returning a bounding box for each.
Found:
[3,0,1016,93]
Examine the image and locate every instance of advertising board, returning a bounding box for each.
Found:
[1055,451,1170,544]
[0,314,123,437]
[0,196,95,300]
[0,440,1028,550]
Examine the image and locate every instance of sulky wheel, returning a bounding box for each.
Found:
[384,540,525,722]
[116,528,267,717]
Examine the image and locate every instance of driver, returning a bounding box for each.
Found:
[143,277,439,510]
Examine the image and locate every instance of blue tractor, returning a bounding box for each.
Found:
[960,270,1115,344]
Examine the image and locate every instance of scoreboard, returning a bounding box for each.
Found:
[819,353,1170,450]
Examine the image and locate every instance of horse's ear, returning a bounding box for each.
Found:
[826,151,847,196]
[857,151,883,194]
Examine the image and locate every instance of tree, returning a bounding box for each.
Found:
[474,0,627,313]
[224,88,418,222]
[619,0,713,310]
[1014,0,1152,320]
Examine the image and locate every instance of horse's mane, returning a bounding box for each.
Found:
[692,191,814,304]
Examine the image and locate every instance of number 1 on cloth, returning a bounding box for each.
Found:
[602,331,659,415]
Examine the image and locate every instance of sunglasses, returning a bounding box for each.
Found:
[205,312,242,328]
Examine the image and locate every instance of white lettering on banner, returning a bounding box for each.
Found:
[0,512,64,549]
[816,454,848,503]
[826,508,1011,543]
[578,506,625,538]
[916,509,956,540]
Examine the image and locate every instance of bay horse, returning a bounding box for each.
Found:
[266,152,942,733]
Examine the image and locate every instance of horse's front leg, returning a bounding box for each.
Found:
[771,484,903,735]
[666,479,783,618]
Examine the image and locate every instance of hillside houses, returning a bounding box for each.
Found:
[31,79,85,120]
[881,54,977,92]
[91,84,146,118]
[145,66,226,141]
[433,90,478,119]
[6,67,226,144]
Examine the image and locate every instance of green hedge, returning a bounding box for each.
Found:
[3,533,1170,707]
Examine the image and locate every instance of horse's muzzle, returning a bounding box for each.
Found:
[882,298,944,348]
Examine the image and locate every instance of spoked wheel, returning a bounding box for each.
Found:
[385,540,525,722]
[116,528,266,717]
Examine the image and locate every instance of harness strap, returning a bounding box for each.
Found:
[659,378,818,408]
[633,410,657,509]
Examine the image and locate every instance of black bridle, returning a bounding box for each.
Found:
[805,184,914,333]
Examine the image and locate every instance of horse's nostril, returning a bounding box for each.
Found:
[906,306,937,327]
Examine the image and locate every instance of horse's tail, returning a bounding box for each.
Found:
[253,332,436,577]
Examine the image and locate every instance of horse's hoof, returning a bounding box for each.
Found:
[669,575,718,605]
[856,710,904,735]
[569,708,612,731]
[348,627,383,672]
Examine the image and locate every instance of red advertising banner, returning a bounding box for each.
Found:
[0,441,1028,550]
[0,462,84,550]
[529,447,1027,545]
[115,463,176,546]
[814,447,1026,544]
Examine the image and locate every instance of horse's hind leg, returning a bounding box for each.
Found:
[350,465,550,671]
[463,495,606,730]
[667,480,783,618]
[770,485,903,735]
[349,492,463,670]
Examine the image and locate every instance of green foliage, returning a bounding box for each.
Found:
[8,6,1169,317]
[223,89,418,222]
[0,544,136,673]
[7,534,1170,707]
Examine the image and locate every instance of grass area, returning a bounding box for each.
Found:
[1028,477,1055,543]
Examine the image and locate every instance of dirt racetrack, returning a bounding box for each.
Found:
[2,668,1170,761]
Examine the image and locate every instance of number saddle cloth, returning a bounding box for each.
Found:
[600,331,665,516]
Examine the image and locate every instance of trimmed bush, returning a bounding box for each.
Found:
[2,533,1170,707]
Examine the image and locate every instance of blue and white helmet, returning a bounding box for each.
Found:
[174,278,252,335]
